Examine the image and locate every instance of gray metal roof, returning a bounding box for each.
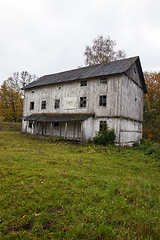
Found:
[24,56,145,90]
[25,113,95,122]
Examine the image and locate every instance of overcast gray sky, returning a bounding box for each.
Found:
[0,0,160,86]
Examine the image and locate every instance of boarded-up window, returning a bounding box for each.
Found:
[99,95,106,106]
[80,97,86,108]
[41,101,46,109]
[55,99,60,109]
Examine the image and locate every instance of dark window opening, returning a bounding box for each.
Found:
[81,80,87,86]
[41,100,46,109]
[30,102,34,110]
[29,121,32,128]
[80,97,86,108]
[99,95,106,106]
[100,121,107,130]
[55,99,60,109]
[54,122,59,127]
[100,78,107,84]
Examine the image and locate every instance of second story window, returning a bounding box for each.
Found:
[80,97,86,108]
[30,102,34,110]
[55,99,60,109]
[99,95,106,106]
[81,80,87,86]
[100,78,107,84]
[41,100,46,109]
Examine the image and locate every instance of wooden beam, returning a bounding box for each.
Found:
[50,122,53,135]
[73,121,76,139]
[81,121,83,142]
[64,122,68,140]
[60,122,62,137]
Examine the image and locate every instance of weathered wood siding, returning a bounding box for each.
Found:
[22,71,144,144]
[120,74,143,121]
[22,75,120,119]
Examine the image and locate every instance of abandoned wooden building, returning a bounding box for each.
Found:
[22,56,147,145]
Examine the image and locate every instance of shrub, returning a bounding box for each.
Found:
[133,141,140,147]
[133,138,160,161]
[147,145,160,161]
[93,123,116,145]
[54,136,65,142]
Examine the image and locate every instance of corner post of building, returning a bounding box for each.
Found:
[118,117,122,152]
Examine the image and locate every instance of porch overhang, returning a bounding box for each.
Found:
[24,113,95,122]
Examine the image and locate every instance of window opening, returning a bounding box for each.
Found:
[99,95,106,106]
[81,80,87,86]
[30,102,34,110]
[29,121,32,128]
[55,99,60,109]
[100,78,107,84]
[80,97,86,108]
[100,121,107,130]
[41,101,46,109]
[54,122,59,127]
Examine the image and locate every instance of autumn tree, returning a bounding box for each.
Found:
[0,80,23,122]
[84,35,126,66]
[143,72,160,141]
[0,71,37,122]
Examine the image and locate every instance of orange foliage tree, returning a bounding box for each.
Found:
[143,72,160,141]
[0,80,23,122]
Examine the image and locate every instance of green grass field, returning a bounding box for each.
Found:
[0,122,160,239]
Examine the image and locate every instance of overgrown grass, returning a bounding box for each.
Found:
[0,123,160,239]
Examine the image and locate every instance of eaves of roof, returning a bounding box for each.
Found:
[24,56,140,90]
[24,113,95,122]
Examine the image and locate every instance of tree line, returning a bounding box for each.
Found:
[0,71,37,122]
[0,36,159,141]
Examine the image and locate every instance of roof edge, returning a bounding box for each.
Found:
[24,56,140,90]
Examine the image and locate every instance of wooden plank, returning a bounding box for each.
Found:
[64,122,68,140]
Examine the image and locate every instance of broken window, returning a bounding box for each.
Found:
[55,99,60,109]
[99,95,106,106]
[81,80,87,86]
[100,121,107,130]
[29,121,32,128]
[41,101,46,109]
[100,78,107,84]
[30,102,34,110]
[80,97,86,108]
